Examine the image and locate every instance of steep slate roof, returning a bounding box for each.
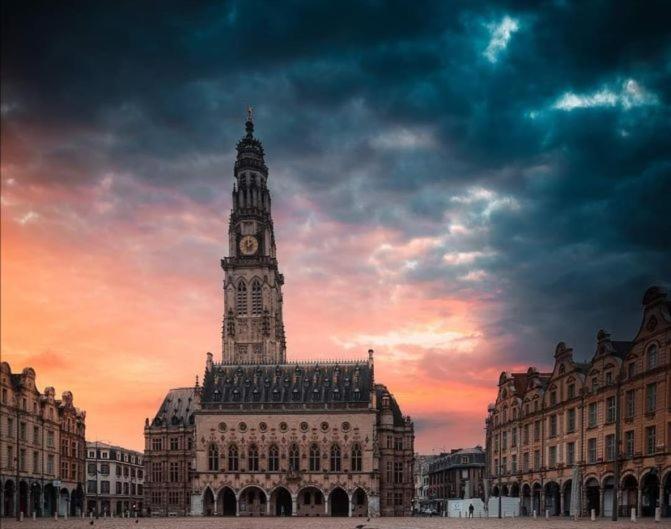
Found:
[375,384,406,426]
[611,341,633,358]
[151,387,196,427]
[201,362,372,408]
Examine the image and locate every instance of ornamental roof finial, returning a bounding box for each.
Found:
[245,105,254,137]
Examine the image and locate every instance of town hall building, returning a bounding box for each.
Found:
[143,112,414,517]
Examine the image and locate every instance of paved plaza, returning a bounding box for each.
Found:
[0,517,667,529]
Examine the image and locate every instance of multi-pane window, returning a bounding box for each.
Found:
[511,454,517,473]
[646,344,658,370]
[170,437,179,450]
[87,480,97,494]
[47,454,54,475]
[511,427,517,447]
[549,415,557,438]
[352,444,362,472]
[549,446,557,466]
[268,445,279,472]
[502,431,507,450]
[606,396,616,423]
[309,444,320,471]
[646,383,657,413]
[523,452,529,471]
[228,445,239,471]
[626,390,636,418]
[588,402,597,427]
[330,444,341,472]
[151,438,162,451]
[550,392,557,406]
[100,463,110,475]
[101,481,110,494]
[534,421,541,441]
[625,430,634,458]
[605,371,612,385]
[393,462,403,484]
[151,462,163,482]
[47,430,54,448]
[605,434,615,460]
[523,424,529,444]
[566,442,575,465]
[588,438,597,463]
[168,491,180,506]
[567,408,576,432]
[251,280,263,315]
[207,444,219,471]
[33,451,39,473]
[386,461,393,482]
[19,422,26,441]
[568,383,575,399]
[289,444,299,471]
[236,281,248,315]
[169,461,179,482]
[628,362,636,379]
[248,445,259,471]
[646,426,656,455]
[116,482,122,494]
[502,457,507,473]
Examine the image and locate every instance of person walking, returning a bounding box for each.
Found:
[469,503,474,518]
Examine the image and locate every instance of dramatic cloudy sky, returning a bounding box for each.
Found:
[2,1,670,452]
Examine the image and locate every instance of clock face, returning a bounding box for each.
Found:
[239,235,259,256]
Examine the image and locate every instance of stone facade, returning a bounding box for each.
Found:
[143,388,196,516]
[426,447,485,514]
[85,442,144,516]
[144,113,414,517]
[0,362,86,518]
[485,286,671,518]
[412,454,437,513]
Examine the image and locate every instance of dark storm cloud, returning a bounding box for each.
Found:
[2,0,670,367]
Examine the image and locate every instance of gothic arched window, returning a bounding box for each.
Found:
[330,444,341,472]
[248,444,259,472]
[228,444,239,471]
[268,444,279,472]
[289,443,300,471]
[208,444,219,471]
[647,344,658,370]
[251,279,262,315]
[236,281,248,316]
[309,443,320,472]
[351,443,362,472]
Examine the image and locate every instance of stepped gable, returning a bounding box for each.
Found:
[201,361,372,407]
[151,387,196,427]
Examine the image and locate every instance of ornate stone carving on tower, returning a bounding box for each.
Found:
[220,111,286,364]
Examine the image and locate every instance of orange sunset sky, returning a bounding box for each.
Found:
[2,1,669,455]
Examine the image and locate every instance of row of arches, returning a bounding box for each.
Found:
[491,469,671,517]
[202,485,368,517]
[207,442,363,473]
[0,480,84,518]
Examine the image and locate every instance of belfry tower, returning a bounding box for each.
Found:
[221,109,286,364]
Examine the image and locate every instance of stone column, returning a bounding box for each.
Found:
[0,487,4,517]
[348,493,353,517]
[637,486,642,518]
[291,494,297,517]
[266,498,271,516]
[560,487,564,516]
[599,489,604,517]
[235,495,239,517]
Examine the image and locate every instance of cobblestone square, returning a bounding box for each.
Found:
[0,517,666,529]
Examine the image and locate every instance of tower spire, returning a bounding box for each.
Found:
[245,105,254,137]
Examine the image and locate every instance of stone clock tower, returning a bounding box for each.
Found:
[220,110,286,364]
